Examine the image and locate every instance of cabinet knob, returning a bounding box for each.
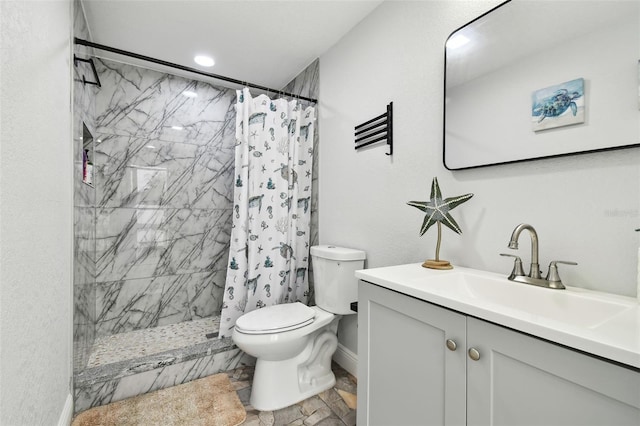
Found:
[468,347,481,361]
[446,339,457,351]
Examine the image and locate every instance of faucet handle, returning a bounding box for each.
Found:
[545,261,577,288]
[500,253,526,279]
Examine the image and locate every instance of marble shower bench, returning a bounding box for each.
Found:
[74,316,251,413]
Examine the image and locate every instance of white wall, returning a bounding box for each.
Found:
[319,0,640,354]
[0,1,73,424]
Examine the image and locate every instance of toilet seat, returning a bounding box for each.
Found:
[235,302,316,335]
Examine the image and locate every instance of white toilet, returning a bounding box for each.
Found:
[232,245,365,411]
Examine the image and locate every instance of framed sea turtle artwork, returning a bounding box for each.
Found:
[531,78,585,131]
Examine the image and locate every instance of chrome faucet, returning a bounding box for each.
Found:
[501,223,577,290]
[508,223,541,278]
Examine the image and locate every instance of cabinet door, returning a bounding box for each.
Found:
[358,281,467,426]
[467,317,640,426]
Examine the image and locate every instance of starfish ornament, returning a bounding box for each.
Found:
[407,177,473,267]
[408,177,473,236]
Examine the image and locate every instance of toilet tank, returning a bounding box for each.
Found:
[310,245,366,315]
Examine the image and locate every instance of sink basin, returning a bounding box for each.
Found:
[413,270,633,329]
[356,263,640,368]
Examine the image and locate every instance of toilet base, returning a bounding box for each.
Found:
[250,329,338,411]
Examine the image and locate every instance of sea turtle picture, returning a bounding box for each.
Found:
[531,78,584,131]
[533,89,581,122]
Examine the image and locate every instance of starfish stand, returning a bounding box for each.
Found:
[422,223,453,270]
[407,177,473,271]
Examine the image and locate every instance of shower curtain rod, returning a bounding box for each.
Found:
[74,38,318,104]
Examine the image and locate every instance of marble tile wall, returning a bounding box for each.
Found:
[93,59,237,337]
[73,0,97,373]
[281,59,320,103]
[281,59,320,302]
[79,54,319,342]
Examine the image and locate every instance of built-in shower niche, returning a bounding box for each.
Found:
[81,123,94,187]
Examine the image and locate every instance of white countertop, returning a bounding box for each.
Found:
[356,263,640,369]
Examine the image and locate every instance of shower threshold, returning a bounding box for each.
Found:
[74,315,251,413]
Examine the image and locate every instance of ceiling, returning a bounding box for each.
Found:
[81,0,383,91]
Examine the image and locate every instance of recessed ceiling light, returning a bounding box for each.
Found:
[146,145,156,149]
[446,34,470,49]
[182,90,198,98]
[194,55,214,67]
[171,126,184,131]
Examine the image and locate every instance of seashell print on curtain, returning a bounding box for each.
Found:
[220,88,315,337]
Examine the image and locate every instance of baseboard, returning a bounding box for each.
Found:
[332,343,357,378]
[57,393,73,426]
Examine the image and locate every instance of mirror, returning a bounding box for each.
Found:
[444,0,640,170]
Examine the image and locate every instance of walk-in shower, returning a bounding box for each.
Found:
[72,28,319,412]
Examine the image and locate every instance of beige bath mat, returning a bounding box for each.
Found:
[72,373,246,426]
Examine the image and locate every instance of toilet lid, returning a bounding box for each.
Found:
[235,302,316,335]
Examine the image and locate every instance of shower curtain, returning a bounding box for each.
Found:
[220,88,315,337]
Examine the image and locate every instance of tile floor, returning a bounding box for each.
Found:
[83,317,357,425]
[226,363,358,426]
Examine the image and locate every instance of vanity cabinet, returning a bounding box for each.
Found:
[358,281,640,426]
[357,279,467,425]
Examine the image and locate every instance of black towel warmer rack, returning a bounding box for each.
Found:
[354,102,393,156]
